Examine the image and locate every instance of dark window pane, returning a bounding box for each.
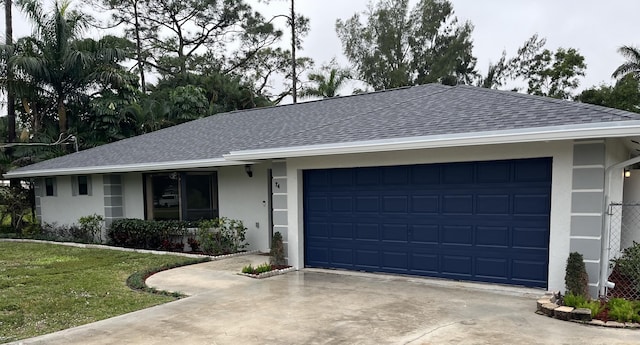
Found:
[185,174,213,221]
[78,176,88,195]
[45,178,54,196]
[151,174,179,220]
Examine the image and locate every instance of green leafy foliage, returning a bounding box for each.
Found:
[78,214,104,243]
[607,298,640,323]
[336,0,476,90]
[197,217,248,255]
[611,241,640,297]
[300,58,351,98]
[241,262,273,275]
[578,75,640,113]
[270,231,286,266]
[565,252,589,297]
[107,219,189,249]
[578,300,606,318]
[563,292,587,308]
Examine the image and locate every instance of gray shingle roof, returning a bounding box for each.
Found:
[9,84,640,176]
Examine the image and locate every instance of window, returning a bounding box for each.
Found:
[72,175,91,196]
[144,172,218,221]
[78,176,89,195]
[44,177,56,196]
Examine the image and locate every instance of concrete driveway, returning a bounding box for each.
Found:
[9,254,639,345]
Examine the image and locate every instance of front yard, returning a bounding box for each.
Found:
[0,242,207,343]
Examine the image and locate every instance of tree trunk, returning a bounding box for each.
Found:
[290,0,297,104]
[58,97,67,135]
[6,0,16,144]
[133,0,146,93]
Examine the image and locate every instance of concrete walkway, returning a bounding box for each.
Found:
[8,254,639,345]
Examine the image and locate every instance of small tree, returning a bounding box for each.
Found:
[565,252,589,297]
[270,231,286,266]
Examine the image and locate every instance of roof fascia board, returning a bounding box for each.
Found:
[224,121,640,160]
[5,158,253,178]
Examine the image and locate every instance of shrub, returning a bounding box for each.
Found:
[611,241,640,296]
[565,252,589,297]
[270,231,286,266]
[78,214,104,243]
[197,218,248,255]
[39,223,89,243]
[607,298,640,323]
[108,219,189,249]
[577,300,605,318]
[241,263,273,275]
[563,292,587,308]
[187,237,200,252]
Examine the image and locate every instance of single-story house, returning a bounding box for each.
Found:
[6,84,640,296]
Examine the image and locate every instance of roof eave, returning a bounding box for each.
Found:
[4,158,253,179]
[224,121,640,161]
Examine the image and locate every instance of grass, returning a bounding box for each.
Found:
[0,242,209,343]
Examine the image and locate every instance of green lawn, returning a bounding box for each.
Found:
[0,242,207,343]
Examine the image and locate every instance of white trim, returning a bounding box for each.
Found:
[571,189,605,193]
[571,212,603,217]
[224,121,640,160]
[572,165,606,169]
[569,236,602,240]
[5,158,254,178]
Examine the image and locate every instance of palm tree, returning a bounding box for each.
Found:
[300,59,351,99]
[12,0,131,138]
[613,45,640,80]
[5,0,16,144]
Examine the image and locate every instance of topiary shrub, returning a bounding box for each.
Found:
[270,231,286,266]
[565,252,589,297]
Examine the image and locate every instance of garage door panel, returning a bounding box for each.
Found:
[331,223,353,239]
[382,166,409,184]
[476,257,509,280]
[443,163,474,184]
[382,250,409,271]
[411,165,440,184]
[477,161,511,183]
[304,158,551,288]
[382,195,409,213]
[411,224,439,244]
[514,194,551,215]
[355,224,379,241]
[411,195,439,213]
[476,195,510,215]
[441,225,473,246]
[476,226,509,247]
[356,196,379,212]
[410,253,439,273]
[442,195,473,214]
[355,249,380,268]
[442,255,473,277]
[513,227,549,249]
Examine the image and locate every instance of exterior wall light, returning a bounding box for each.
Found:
[245,165,253,178]
[624,169,631,178]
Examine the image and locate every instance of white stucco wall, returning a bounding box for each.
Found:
[285,141,574,292]
[40,175,105,225]
[122,173,145,219]
[218,163,271,252]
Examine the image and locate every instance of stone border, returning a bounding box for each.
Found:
[239,266,296,279]
[0,238,260,261]
[536,292,640,329]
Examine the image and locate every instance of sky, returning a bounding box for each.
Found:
[2,0,640,102]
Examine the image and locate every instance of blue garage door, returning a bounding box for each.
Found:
[304,158,551,288]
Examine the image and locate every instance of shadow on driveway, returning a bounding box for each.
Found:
[9,254,639,345]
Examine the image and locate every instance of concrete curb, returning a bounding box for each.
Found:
[535,292,640,329]
[0,238,260,260]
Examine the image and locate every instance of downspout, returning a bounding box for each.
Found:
[600,154,640,296]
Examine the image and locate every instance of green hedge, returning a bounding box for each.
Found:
[108,219,191,249]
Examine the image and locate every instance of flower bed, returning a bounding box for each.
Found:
[240,263,294,279]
